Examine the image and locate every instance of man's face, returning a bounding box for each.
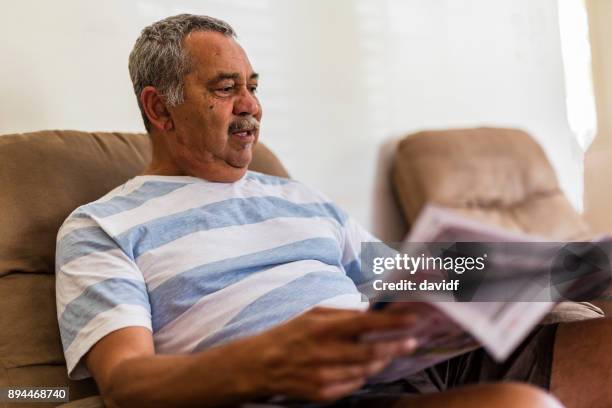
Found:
[167,31,262,182]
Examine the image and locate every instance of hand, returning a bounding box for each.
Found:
[242,307,418,403]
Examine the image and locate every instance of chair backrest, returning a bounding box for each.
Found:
[390,127,590,240]
[0,130,289,402]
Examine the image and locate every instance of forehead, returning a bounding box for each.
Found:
[184,31,254,79]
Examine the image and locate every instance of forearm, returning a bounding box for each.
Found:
[103,337,266,407]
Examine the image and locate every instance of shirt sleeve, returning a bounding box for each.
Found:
[55,213,152,380]
[341,216,397,294]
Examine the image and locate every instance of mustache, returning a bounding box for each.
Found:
[228,116,260,133]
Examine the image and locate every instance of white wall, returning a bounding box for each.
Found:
[0,0,580,229]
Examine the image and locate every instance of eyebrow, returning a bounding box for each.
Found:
[207,72,259,85]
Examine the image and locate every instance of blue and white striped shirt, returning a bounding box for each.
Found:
[56,171,375,379]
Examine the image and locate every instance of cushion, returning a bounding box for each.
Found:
[392,127,590,240]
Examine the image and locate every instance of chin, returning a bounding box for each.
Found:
[228,148,253,169]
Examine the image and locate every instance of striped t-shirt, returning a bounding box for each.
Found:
[56,171,376,379]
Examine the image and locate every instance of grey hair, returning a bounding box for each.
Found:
[128,14,236,132]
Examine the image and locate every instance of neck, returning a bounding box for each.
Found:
[141,132,184,176]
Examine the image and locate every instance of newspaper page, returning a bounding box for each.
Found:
[364,205,603,383]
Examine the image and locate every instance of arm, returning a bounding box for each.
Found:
[86,308,419,407]
[86,327,263,408]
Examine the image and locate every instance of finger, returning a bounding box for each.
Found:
[310,378,367,403]
[309,358,391,385]
[330,311,419,338]
[313,338,418,364]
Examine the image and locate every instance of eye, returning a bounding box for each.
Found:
[249,84,258,94]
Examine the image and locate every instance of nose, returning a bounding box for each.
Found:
[233,86,260,117]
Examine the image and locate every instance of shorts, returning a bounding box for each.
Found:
[246,323,558,408]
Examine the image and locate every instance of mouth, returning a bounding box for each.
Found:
[230,128,256,141]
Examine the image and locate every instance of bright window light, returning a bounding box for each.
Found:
[558,0,598,150]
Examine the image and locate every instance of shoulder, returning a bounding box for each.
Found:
[55,178,172,252]
[59,176,194,229]
[244,170,348,223]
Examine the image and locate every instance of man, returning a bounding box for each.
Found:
[55,14,608,407]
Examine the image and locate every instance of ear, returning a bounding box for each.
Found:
[140,86,175,132]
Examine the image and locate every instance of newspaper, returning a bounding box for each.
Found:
[364,205,610,383]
